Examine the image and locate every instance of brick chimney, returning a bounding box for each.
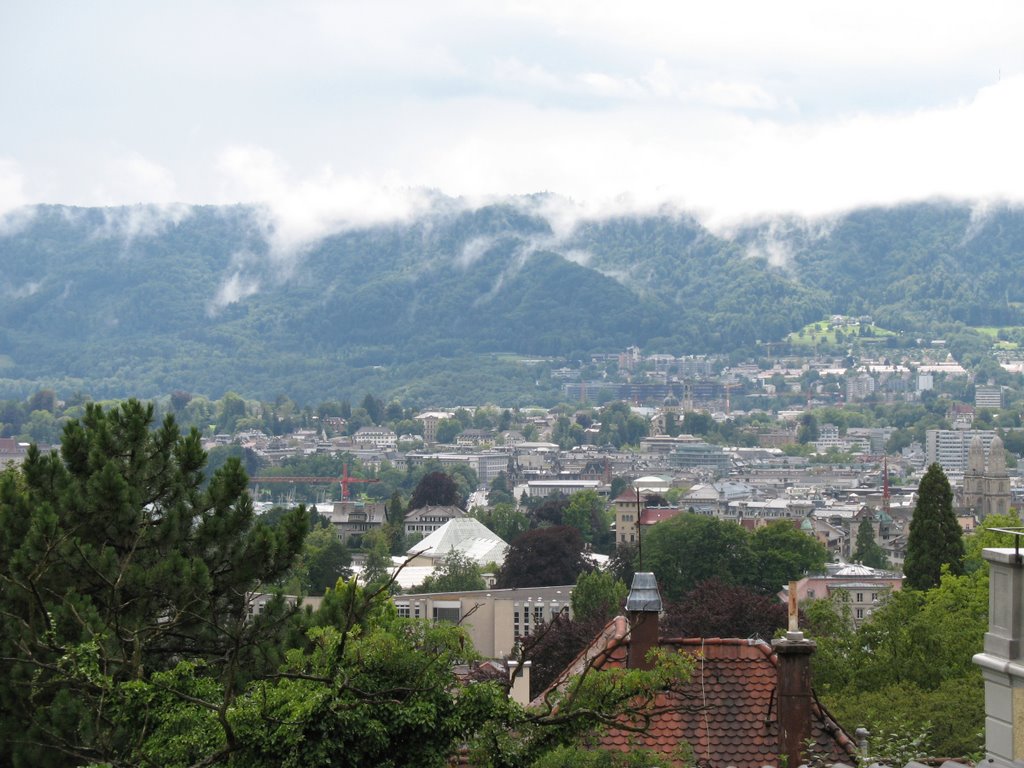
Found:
[626,572,663,670]
[772,630,817,768]
[973,547,1024,768]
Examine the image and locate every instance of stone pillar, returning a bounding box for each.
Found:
[773,630,817,768]
[974,547,1024,768]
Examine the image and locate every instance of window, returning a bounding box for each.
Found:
[433,606,461,623]
[807,589,815,598]
[396,602,410,619]
[871,592,878,602]
[855,608,864,620]
[856,592,863,603]
[533,605,545,626]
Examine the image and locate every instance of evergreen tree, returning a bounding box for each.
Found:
[904,463,964,590]
[0,400,307,766]
[853,517,890,569]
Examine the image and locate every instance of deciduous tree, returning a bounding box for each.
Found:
[661,578,789,641]
[410,470,461,510]
[411,550,486,594]
[571,570,628,624]
[497,526,592,588]
[643,514,752,599]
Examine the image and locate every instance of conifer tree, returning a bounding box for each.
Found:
[853,517,889,569]
[904,463,964,590]
[0,400,307,766]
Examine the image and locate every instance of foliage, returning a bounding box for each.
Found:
[661,578,789,641]
[0,400,308,766]
[301,524,353,595]
[563,489,611,546]
[571,571,628,624]
[529,744,673,768]
[748,520,828,594]
[481,645,697,768]
[497,526,594,588]
[852,517,889,569]
[642,515,823,599]
[409,550,487,594]
[964,510,1023,572]
[811,568,989,759]
[519,612,609,700]
[643,514,753,599]
[904,463,964,590]
[472,501,530,543]
[487,471,516,506]
[410,470,462,510]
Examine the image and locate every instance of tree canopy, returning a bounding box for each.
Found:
[904,463,964,590]
[0,399,702,768]
[0,400,308,766]
[410,470,462,510]
[642,515,827,599]
[497,526,593,588]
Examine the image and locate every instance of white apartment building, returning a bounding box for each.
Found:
[925,429,999,475]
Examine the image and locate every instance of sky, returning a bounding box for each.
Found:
[3,1,1024,230]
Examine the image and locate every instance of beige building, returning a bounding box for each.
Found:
[393,584,574,658]
[961,434,1011,518]
[415,411,454,443]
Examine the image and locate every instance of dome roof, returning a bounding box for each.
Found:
[835,563,877,577]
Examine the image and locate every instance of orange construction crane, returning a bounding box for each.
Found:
[250,462,379,500]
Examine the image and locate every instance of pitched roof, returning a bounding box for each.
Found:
[536,617,858,768]
[407,517,509,566]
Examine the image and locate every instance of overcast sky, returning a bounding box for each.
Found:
[3,1,1024,228]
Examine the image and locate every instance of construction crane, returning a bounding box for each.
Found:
[250,462,379,501]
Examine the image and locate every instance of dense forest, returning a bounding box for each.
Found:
[1,198,1022,403]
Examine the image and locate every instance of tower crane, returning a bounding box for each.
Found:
[250,462,379,501]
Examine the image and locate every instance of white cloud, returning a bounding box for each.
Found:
[209,271,261,314]
[95,203,193,245]
[215,146,436,264]
[0,159,28,220]
[5,0,1024,234]
[90,151,179,207]
[457,236,496,269]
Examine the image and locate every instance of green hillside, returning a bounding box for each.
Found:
[0,198,1021,403]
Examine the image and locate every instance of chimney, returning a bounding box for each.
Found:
[973,546,1024,768]
[626,572,663,670]
[772,629,817,768]
[507,660,532,707]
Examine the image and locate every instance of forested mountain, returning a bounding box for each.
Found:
[0,198,1021,403]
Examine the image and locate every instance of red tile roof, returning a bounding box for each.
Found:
[537,618,858,768]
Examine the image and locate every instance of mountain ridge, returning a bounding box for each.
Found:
[0,198,1020,404]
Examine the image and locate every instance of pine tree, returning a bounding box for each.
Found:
[904,463,964,590]
[0,400,307,766]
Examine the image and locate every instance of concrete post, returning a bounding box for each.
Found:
[974,547,1024,768]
